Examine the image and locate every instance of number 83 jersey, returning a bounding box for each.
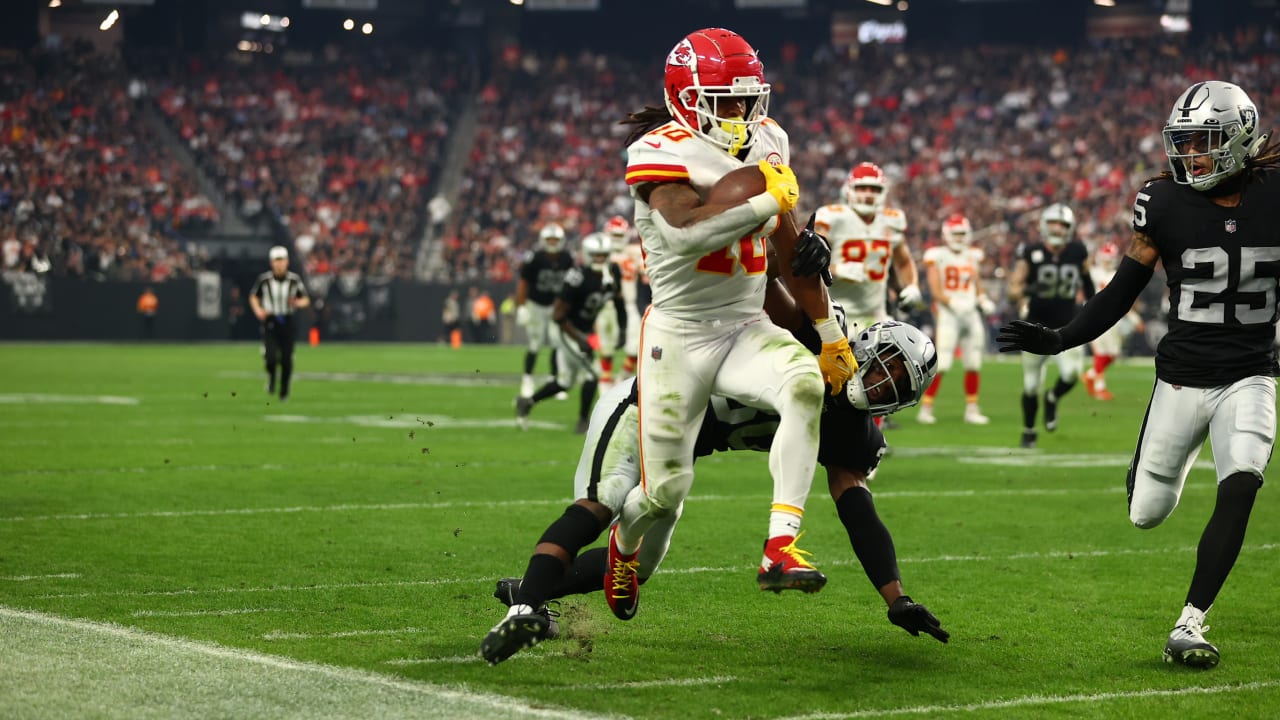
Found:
[1133,174,1280,386]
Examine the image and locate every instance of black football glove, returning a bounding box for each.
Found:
[888,595,949,643]
[576,336,594,357]
[791,213,834,286]
[996,320,1064,355]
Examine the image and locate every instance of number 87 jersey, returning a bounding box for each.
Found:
[1132,175,1280,386]
[815,202,908,328]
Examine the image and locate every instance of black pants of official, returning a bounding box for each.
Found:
[262,315,296,397]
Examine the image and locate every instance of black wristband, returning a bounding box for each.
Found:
[1057,256,1154,350]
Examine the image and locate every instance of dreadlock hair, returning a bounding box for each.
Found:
[622,106,672,147]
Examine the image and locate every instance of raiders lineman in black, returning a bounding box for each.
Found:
[249,246,310,401]
[514,223,576,399]
[516,232,626,433]
[483,284,948,665]
[1005,203,1095,448]
[1000,81,1280,668]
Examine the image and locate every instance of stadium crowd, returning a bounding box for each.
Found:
[1,44,216,281]
[4,32,1279,290]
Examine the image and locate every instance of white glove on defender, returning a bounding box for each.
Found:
[977,294,997,316]
[897,284,924,311]
[834,261,868,283]
[515,305,530,327]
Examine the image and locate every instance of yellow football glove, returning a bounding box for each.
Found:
[818,337,857,395]
[758,159,799,215]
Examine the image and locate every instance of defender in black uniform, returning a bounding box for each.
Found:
[1006,202,1095,448]
[482,283,948,665]
[1000,81,1280,668]
[516,232,626,433]
[514,223,576,399]
[249,246,310,401]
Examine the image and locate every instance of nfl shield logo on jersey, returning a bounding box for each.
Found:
[1225,219,1237,233]
[651,346,663,361]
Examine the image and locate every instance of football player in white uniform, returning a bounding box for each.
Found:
[917,214,995,425]
[604,27,855,621]
[816,162,923,335]
[1082,242,1144,401]
[593,215,645,388]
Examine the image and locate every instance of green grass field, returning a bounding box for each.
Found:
[2,341,1278,719]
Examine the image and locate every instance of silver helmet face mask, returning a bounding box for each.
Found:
[1162,81,1267,192]
[846,321,938,416]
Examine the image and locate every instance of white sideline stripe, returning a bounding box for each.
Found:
[387,652,560,666]
[0,605,618,720]
[567,676,736,690]
[1,572,80,581]
[37,543,1280,601]
[0,486,1152,523]
[264,626,426,640]
[132,607,291,618]
[775,679,1280,719]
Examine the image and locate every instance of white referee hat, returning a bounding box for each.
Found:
[269,246,289,260]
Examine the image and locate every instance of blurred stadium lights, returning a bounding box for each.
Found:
[241,13,290,33]
[98,9,118,31]
[1095,0,1116,7]
[343,17,355,29]
[510,0,525,5]
[48,0,61,8]
[361,21,373,34]
[866,0,893,5]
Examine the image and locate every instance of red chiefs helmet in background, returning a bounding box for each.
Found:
[941,214,972,252]
[664,28,770,155]
[844,162,888,216]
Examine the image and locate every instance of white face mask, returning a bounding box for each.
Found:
[845,373,870,411]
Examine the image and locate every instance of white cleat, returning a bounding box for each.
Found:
[1163,604,1219,668]
[963,405,990,425]
[916,406,937,425]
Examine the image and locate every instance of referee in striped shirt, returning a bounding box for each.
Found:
[249,246,310,401]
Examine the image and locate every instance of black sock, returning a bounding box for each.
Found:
[523,351,537,375]
[552,546,608,599]
[550,350,560,377]
[1186,472,1261,610]
[1050,378,1075,401]
[1021,393,1038,430]
[531,381,565,404]
[279,356,292,396]
[514,554,566,610]
[835,486,900,589]
[579,380,598,421]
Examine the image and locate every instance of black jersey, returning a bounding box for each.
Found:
[693,393,886,476]
[1017,240,1090,328]
[520,249,575,306]
[1133,174,1280,386]
[558,262,623,334]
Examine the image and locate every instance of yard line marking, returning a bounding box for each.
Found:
[35,543,1280,601]
[1,573,81,581]
[0,458,570,479]
[221,370,512,388]
[264,626,426,641]
[0,393,139,405]
[773,679,1280,719]
[386,653,560,666]
[132,607,292,618]
[0,605,619,720]
[565,676,736,690]
[2,485,1203,523]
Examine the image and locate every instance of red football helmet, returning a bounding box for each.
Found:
[664,28,770,154]
[844,162,888,216]
[604,215,630,251]
[1096,241,1120,269]
[941,214,972,252]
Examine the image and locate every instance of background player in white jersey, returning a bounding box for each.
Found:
[817,162,923,335]
[515,223,575,399]
[604,27,855,621]
[917,214,995,425]
[593,215,645,388]
[1082,241,1144,401]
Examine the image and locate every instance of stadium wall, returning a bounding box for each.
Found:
[0,276,508,343]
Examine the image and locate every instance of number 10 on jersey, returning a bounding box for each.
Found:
[696,233,769,276]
